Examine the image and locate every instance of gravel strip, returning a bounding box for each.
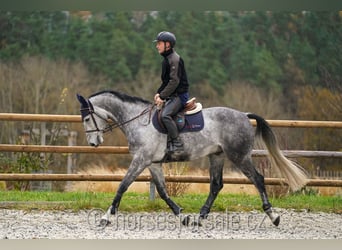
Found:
[0,209,341,239]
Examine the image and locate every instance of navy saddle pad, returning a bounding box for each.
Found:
[152,110,204,134]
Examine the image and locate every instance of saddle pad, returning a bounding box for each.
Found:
[152,110,205,134]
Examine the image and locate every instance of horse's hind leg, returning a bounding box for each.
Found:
[148,163,183,215]
[238,156,280,226]
[199,152,225,219]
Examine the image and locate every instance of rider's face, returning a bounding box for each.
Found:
[156,41,171,54]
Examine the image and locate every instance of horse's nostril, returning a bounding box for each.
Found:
[90,143,97,147]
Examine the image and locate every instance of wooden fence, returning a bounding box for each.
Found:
[1,113,342,127]
[1,173,342,187]
[0,113,341,187]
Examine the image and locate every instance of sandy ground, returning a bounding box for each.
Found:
[1,209,341,239]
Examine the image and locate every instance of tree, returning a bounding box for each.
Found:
[295,85,342,170]
[300,12,342,87]
[252,46,282,90]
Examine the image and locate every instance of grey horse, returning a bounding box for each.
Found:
[77,90,307,227]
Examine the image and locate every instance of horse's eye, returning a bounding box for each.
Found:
[85,117,90,122]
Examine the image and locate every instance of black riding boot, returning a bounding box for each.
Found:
[170,136,184,152]
[161,97,184,153]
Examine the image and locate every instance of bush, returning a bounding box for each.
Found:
[163,162,190,197]
[0,181,6,190]
[0,151,46,191]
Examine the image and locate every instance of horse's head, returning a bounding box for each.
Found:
[76,94,111,147]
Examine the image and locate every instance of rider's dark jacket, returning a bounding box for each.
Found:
[157,49,189,101]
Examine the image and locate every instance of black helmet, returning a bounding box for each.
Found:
[153,31,176,48]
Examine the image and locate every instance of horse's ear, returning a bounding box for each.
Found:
[76,93,88,108]
[88,100,94,111]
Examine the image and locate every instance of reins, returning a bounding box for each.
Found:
[81,104,155,134]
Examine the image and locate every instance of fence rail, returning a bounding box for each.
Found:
[0,174,341,187]
[0,144,129,154]
[1,113,342,128]
[0,144,341,158]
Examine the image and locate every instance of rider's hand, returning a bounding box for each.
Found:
[154,94,164,107]
[154,93,160,102]
[156,97,164,106]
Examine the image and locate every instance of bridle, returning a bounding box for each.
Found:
[80,104,155,134]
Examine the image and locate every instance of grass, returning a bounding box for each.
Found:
[0,191,341,214]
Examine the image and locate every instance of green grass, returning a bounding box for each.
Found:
[0,191,341,214]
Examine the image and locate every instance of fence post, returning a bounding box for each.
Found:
[40,122,46,162]
[67,131,77,189]
[149,181,156,200]
[67,131,77,174]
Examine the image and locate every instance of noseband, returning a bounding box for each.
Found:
[80,104,155,134]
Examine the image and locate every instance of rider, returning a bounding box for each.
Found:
[153,31,189,153]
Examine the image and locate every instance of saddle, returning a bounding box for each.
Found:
[183,97,202,115]
[152,97,204,134]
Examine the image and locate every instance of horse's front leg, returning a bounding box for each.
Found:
[148,163,183,215]
[100,154,150,224]
[111,154,150,214]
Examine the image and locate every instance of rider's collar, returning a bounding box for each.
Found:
[161,48,173,57]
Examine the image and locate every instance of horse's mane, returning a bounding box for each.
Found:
[89,90,151,105]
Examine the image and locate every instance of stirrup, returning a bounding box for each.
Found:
[171,144,184,152]
[166,139,183,153]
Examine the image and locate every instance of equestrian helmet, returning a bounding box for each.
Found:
[153,31,176,47]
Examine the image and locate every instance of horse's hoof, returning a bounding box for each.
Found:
[191,220,202,227]
[182,215,191,226]
[110,206,117,215]
[272,216,280,226]
[264,207,280,227]
[99,219,111,227]
[199,213,208,219]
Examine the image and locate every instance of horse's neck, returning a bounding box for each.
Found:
[109,97,152,145]
[92,98,123,122]
[92,95,149,126]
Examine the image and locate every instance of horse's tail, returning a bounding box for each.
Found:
[247,113,308,191]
